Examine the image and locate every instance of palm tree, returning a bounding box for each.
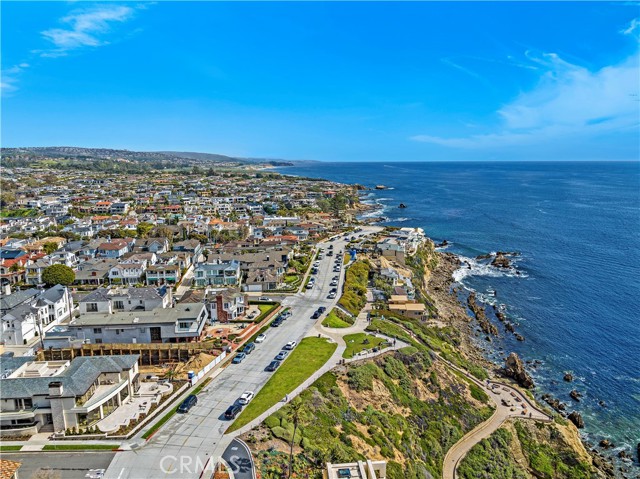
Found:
[286,398,304,479]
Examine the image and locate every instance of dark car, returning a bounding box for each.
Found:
[177,394,198,414]
[311,311,320,319]
[224,404,242,420]
[243,342,256,354]
[266,360,281,372]
[271,319,283,327]
[318,306,326,313]
[232,352,246,364]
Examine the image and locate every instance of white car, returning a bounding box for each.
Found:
[306,282,314,290]
[284,341,297,350]
[255,333,267,343]
[238,391,255,405]
[328,292,337,299]
[258,296,271,302]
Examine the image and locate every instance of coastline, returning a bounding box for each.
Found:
[275,163,638,475]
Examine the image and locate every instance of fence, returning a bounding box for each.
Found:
[189,351,227,385]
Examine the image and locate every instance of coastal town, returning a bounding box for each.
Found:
[0,149,632,479]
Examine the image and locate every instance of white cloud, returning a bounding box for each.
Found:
[1,63,30,94]
[412,46,640,150]
[39,4,137,56]
[621,17,640,38]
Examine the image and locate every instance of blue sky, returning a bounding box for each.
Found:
[2,1,639,161]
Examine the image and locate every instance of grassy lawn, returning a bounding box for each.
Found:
[43,444,117,451]
[227,337,337,433]
[141,404,179,440]
[0,445,22,451]
[321,309,353,328]
[250,302,279,323]
[342,333,386,358]
[284,274,299,284]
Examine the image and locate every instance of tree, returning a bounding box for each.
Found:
[286,398,304,479]
[42,264,75,286]
[43,242,58,255]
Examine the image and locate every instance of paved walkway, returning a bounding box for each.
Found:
[440,354,551,479]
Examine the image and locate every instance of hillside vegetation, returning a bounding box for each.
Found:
[243,348,494,479]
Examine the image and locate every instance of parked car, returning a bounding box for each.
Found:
[177,394,198,413]
[306,282,314,289]
[271,319,282,327]
[232,352,246,364]
[328,292,337,299]
[275,350,289,361]
[258,296,271,302]
[281,310,292,318]
[284,340,297,350]
[327,251,333,256]
[238,391,255,405]
[266,360,281,372]
[224,404,242,420]
[311,311,320,319]
[243,342,256,354]
[328,244,334,249]
[318,307,326,313]
[330,280,338,286]
[255,333,267,343]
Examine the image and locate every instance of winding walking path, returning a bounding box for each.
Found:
[440,354,551,479]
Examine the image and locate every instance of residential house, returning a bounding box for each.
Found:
[0,355,139,435]
[78,286,171,315]
[194,260,241,287]
[145,264,181,285]
[66,302,208,344]
[133,237,169,254]
[74,258,117,286]
[0,285,73,346]
[96,239,132,258]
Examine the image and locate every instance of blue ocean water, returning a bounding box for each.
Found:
[276,161,640,456]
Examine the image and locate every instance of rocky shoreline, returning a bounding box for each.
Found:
[427,250,629,478]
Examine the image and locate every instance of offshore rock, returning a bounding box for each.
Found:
[569,390,583,402]
[467,292,498,336]
[568,411,585,429]
[491,252,511,268]
[514,333,525,341]
[564,372,574,382]
[503,352,534,389]
[599,439,614,449]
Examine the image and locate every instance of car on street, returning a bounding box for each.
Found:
[284,340,297,350]
[281,310,291,318]
[330,280,338,286]
[318,306,326,313]
[224,404,242,420]
[242,342,256,354]
[314,261,320,267]
[258,296,271,302]
[177,394,198,413]
[232,352,247,364]
[266,360,281,372]
[275,350,289,361]
[311,311,320,319]
[255,333,267,343]
[271,319,283,327]
[327,251,333,256]
[328,292,337,299]
[238,391,255,405]
[332,275,339,281]
[306,282,314,289]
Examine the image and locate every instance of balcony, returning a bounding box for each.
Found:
[0,406,38,420]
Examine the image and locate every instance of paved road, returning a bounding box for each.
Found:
[1,452,115,479]
[221,439,254,479]
[441,357,551,479]
[103,227,381,479]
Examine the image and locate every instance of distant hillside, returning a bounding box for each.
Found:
[1,146,296,167]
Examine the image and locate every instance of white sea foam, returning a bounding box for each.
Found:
[452,255,528,282]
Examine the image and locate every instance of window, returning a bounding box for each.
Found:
[139,328,146,333]
[178,321,190,330]
[95,338,102,344]
[113,300,124,310]
[93,328,102,334]
[115,329,120,335]
[86,303,98,312]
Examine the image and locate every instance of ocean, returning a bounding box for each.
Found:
[275,161,640,461]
